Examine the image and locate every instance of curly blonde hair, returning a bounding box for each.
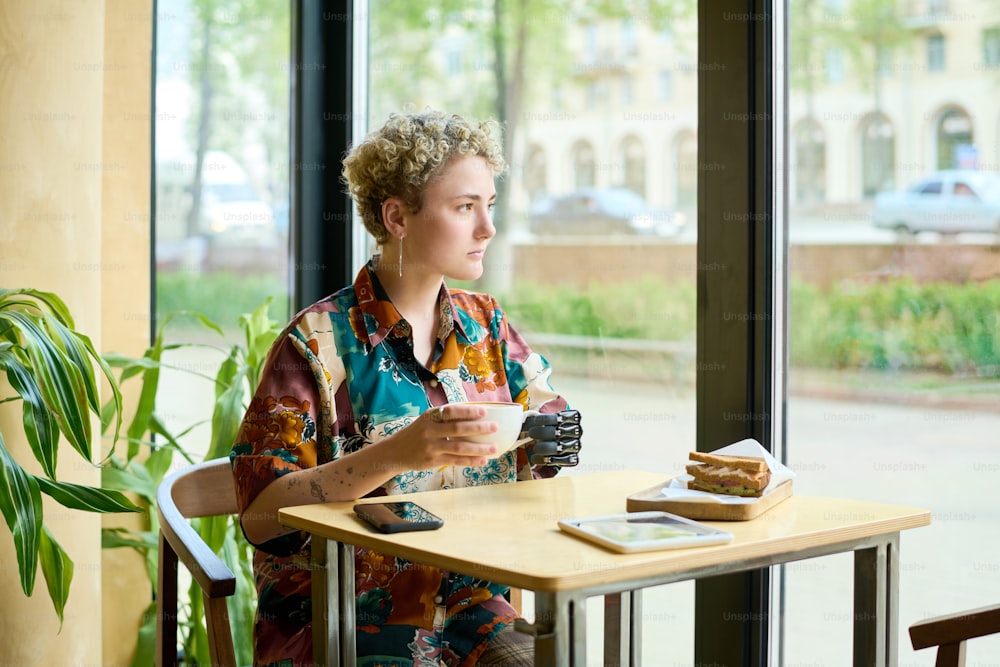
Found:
[342,110,507,244]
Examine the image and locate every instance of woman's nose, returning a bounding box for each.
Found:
[477,207,496,239]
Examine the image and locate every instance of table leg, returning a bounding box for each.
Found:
[337,540,357,667]
[570,594,587,665]
[853,534,899,666]
[533,591,574,666]
[311,538,357,667]
[311,537,331,667]
[604,591,642,666]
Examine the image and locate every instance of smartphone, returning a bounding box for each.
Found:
[353,501,444,534]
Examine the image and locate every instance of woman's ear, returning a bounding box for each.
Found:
[381,198,407,239]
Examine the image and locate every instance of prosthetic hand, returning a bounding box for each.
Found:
[519,410,582,467]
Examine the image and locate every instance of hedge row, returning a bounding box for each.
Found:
[157,271,1000,377]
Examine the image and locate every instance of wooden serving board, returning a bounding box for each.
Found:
[626,478,793,521]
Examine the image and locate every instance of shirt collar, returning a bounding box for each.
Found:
[353,258,471,350]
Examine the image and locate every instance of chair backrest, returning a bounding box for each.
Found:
[909,603,1000,667]
[156,457,240,667]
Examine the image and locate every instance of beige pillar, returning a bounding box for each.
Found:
[0,0,107,662]
[99,2,154,665]
[0,0,152,663]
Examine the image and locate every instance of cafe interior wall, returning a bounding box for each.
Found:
[0,1,153,664]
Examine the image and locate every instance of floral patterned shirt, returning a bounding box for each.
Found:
[230,260,569,667]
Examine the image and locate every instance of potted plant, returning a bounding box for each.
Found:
[0,288,141,625]
[101,298,281,666]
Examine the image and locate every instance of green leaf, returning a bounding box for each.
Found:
[35,476,142,514]
[1,356,59,478]
[205,360,247,461]
[221,521,257,666]
[142,442,178,486]
[0,435,43,596]
[125,336,165,461]
[102,463,157,506]
[102,527,157,551]
[0,310,92,462]
[38,527,74,628]
[69,328,123,461]
[215,345,241,400]
[0,288,75,327]
[241,297,282,379]
[130,601,158,667]
[46,318,101,414]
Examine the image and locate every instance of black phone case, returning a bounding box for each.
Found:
[353,501,444,533]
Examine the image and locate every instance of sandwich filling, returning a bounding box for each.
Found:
[685,457,771,497]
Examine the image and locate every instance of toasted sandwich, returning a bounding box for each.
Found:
[685,451,771,497]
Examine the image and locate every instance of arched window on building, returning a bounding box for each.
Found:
[673,130,697,209]
[935,107,974,169]
[620,135,646,198]
[859,112,895,197]
[792,118,826,206]
[523,144,548,204]
[572,140,596,189]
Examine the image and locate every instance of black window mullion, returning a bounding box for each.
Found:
[290,0,356,312]
[695,0,781,665]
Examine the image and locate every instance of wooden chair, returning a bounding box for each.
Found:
[155,457,524,667]
[156,457,239,667]
[909,603,1000,666]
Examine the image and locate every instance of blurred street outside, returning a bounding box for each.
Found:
[159,345,1000,666]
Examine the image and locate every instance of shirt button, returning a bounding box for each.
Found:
[429,379,439,388]
[434,595,443,604]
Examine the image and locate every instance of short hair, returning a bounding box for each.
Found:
[342,110,507,244]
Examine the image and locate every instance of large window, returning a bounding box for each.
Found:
[151,1,1000,664]
[368,3,701,662]
[786,1,1000,665]
[153,3,291,449]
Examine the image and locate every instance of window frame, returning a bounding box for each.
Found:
[290,0,787,664]
[694,1,786,664]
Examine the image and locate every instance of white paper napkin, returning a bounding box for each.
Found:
[663,438,795,504]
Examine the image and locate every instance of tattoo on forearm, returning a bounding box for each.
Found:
[309,479,327,502]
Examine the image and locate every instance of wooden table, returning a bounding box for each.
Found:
[278,470,930,667]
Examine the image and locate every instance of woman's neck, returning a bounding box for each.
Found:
[373,254,443,327]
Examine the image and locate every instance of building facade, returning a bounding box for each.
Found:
[513,0,1000,222]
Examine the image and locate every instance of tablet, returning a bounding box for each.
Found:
[557,511,734,553]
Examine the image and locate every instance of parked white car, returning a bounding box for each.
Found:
[872,170,1000,236]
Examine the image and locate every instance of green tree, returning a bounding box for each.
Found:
[182,0,290,236]
[834,0,916,110]
[370,0,694,292]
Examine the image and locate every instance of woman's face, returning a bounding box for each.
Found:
[401,154,497,282]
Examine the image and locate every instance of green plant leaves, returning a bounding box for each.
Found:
[39,527,73,627]
[0,435,43,598]
[2,355,60,478]
[0,310,92,462]
[35,476,141,514]
[0,287,132,622]
[101,295,281,661]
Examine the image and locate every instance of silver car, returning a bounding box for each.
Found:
[528,188,686,237]
[872,170,1000,236]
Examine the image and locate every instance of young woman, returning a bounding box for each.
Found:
[231,110,576,667]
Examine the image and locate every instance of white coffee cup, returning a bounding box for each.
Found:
[463,401,525,456]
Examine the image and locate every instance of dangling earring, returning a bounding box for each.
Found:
[398,235,404,278]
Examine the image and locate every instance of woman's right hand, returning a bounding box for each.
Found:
[386,404,500,470]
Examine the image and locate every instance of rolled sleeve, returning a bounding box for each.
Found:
[231,311,345,546]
